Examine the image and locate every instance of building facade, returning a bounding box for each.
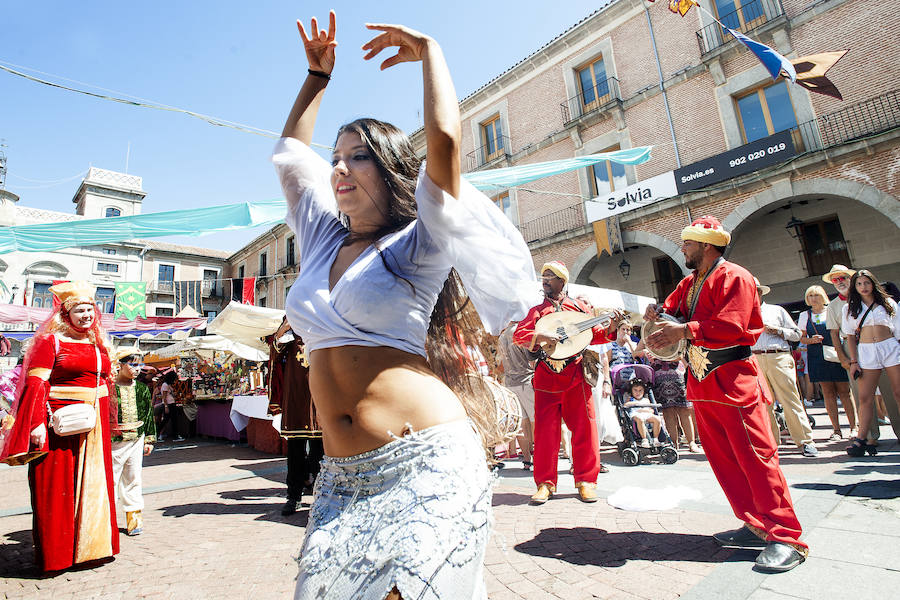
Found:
[410,0,899,306]
[226,222,298,310]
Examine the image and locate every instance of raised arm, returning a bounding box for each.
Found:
[282,11,337,143]
[363,24,461,198]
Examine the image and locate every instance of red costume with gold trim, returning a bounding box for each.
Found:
[514,296,613,486]
[1,331,119,571]
[662,259,807,550]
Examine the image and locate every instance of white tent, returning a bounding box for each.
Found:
[207,301,285,352]
[153,334,269,362]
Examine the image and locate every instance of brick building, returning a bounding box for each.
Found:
[411,0,900,306]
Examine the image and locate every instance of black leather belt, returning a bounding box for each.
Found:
[687,344,752,381]
[752,349,789,355]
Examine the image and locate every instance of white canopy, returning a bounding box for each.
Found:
[207,301,285,353]
[153,334,269,362]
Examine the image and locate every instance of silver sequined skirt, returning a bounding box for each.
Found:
[294,419,493,600]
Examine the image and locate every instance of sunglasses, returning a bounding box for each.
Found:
[831,276,848,282]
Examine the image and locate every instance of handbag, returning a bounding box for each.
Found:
[46,344,101,436]
[808,310,840,363]
[582,348,601,387]
[48,402,97,436]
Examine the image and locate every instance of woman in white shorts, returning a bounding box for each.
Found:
[842,269,900,457]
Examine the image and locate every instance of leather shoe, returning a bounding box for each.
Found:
[575,481,599,503]
[754,541,805,572]
[281,498,303,516]
[530,483,555,505]
[713,525,767,549]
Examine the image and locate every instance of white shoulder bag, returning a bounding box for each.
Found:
[47,345,100,436]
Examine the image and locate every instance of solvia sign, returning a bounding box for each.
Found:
[585,171,678,222]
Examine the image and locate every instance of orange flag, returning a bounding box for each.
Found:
[593,220,614,258]
[669,0,696,16]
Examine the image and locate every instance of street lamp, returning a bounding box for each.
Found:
[785,203,805,239]
[8,284,18,304]
[618,258,631,280]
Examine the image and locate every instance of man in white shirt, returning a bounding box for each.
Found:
[751,279,818,457]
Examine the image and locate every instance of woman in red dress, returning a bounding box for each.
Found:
[1,281,119,571]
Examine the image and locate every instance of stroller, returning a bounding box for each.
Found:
[610,363,679,466]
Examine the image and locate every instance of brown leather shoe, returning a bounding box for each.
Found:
[575,481,599,503]
[530,483,556,505]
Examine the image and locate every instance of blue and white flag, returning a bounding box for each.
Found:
[726,27,796,83]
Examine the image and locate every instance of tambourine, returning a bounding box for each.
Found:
[641,313,687,362]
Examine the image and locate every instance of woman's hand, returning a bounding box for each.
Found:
[850,363,862,380]
[806,334,824,344]
[30,423,46,448]
[362,23,433,70]
[297,11,337,74]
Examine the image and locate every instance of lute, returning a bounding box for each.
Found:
[534,310,618,359]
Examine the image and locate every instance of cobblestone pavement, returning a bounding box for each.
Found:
[2,405,899,599]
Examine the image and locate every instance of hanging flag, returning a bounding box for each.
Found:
[725,27,796,83]
[175,281,203,315]
[230,279,243,304]
[593,220,613,258]
[242,278,256,305]
[114,282,147,319]
[669,0,696,17]
[790,50,848,100]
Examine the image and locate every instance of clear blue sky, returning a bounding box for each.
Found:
[1,1,602,252]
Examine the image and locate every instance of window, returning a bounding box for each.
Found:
[258,296,267,308]
[736,81,798,144]
[96,262,119,273]
[204,310,218,320]
[259,252,268,277]
[32,283,53,308]
[95,287,115,313]
[102,248,117,255]
[653,256,682,305]
[238,265,245,279]
[202,269,218,296]
[158,264,175,292]
[480,115,505,162]
[155,307,174,317]
[798,215,851,277]
[492,192,515,221]
[577,57,610,111]
[587,145,628,197]
[713,0,766,32]
[105,207,121,218]
[286,236,296,268]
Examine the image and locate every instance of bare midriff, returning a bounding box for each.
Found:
[858,324,895,344]
[308,345,466,457]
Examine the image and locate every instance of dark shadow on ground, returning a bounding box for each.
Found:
[143,440,285,467]
[793,478,900,499]
[158,486,310,527]
[514,527,745,567]
[491,492,532,507]
[0,529,41,578]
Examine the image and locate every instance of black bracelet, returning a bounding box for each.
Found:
[308,69,331,81]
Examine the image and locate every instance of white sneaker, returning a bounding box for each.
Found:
[652,438,660,447]
[640,438,650,449]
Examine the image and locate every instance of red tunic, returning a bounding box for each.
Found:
[1,334,119,571]
[662,260,767,407]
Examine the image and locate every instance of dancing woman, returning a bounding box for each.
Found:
[273,12,535,600]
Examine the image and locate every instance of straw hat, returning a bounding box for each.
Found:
[821,264,856,284]
[753,277,771,296]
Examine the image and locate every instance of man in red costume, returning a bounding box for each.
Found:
[514,261,621,504]
[1,281,119,572]
[645,216,807,572]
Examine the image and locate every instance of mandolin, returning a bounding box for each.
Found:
[534,310,618,359]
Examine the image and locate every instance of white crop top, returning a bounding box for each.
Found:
[272,137,538,357]
[841,298,900,339]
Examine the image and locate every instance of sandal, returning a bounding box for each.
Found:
[522,461,533,471]
[846,438,877,457]
[598,464,610,474]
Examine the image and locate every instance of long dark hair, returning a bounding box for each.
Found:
[847,269,895,318]
[335,118,499,451]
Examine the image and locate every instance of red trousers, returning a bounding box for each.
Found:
[693,399,807,549]
[532,364,601,486]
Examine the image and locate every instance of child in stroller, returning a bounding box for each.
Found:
[611,363,678,466]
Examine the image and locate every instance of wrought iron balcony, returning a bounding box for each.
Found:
[466,135,511,171]
[517,203,587,244]
[696,0,784,56]
[151,280,174,294]
[561,77,621,125]
[788,88,900,153]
